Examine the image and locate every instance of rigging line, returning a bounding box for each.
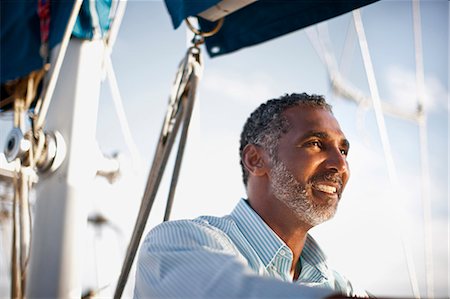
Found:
[317,23,339,100]
[11,159,24,298]
[338,16,372,147]
[353,9,421,298]
[104,53,143,170]
[33,0,83,132]
[106,0,128,49]
[304,25,336,104]
[339,16,357,81]
[89,0,102,39]
[163,72,199,222]
[305,27,327,70]
[317,23,340,80]
[306,23,371,144]
[412,1,434,298]
[306,23,364,106]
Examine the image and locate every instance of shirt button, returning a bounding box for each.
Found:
[279,250,285,256]
[269,265,276,271]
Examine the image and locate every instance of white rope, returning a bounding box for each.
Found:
[89,0,102,39]
[412,1,434,298]
[104,52,142,170]
[106,0,128,49]
[353,9,421,298]
[100,1,140,171]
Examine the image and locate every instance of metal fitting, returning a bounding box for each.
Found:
[4,128,31,163]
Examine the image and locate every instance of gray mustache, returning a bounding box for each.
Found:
[311,172,343,187]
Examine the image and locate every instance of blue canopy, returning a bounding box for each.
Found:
[0,0,113,84]
[1,0,379,88]
[165,0,379,57]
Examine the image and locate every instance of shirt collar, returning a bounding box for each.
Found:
[230,199,285,267]
[301,234,329,281]
[230,198,329,279]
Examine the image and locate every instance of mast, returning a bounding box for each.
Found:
[26,38,104,298]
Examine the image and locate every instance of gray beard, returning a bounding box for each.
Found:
[269,159,338,227]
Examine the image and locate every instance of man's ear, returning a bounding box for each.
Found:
[242,144,268,177]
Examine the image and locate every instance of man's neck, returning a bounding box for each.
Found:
[267,216,309,280]
[247,196,311,280]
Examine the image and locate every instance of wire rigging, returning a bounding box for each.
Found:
[412,1,434,298]
[353,9,421,298]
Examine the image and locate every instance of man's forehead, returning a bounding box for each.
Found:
[282,105,336,125]
[282,105,347,140]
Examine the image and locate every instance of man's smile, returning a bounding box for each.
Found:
[309,173,343,201]
[313,183,337,194]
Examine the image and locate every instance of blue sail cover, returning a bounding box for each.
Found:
[0,0,113,84]
[165,0,379,57]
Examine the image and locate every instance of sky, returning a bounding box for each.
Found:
[0,0,448,298]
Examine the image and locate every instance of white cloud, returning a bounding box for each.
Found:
[385,66,448,113]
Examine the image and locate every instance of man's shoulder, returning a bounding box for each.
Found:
[142,215,237,249]
[149,214,235,232]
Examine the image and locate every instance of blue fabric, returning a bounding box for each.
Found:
[164,0,379,57]
[0,1,74,83]
[73,0,113,39]
[164,0,221,29]
[134,199,366,298]
[0,0,113,84]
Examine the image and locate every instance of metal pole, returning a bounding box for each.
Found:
[164,76,198,222]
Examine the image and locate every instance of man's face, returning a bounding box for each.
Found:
[268,105,350,226]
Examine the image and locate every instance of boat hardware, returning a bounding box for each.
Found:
[4,128,31,163]
[35,131,66,174]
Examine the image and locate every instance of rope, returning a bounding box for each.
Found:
[353,9,421,298]
[106,0,128,49]
[11,165,22,299]
[89,0,102,39]
[104,52,143,170]
[412,1,434,298]
[5,61,48,299]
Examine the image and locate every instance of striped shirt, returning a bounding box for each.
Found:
[134,199,365,298]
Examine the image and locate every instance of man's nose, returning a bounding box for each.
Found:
[325,147,348,174]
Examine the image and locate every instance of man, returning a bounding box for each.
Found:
[134,93,366,298]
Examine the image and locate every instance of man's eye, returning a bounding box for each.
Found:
[340,148,349,156]
[307,140,321,148]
